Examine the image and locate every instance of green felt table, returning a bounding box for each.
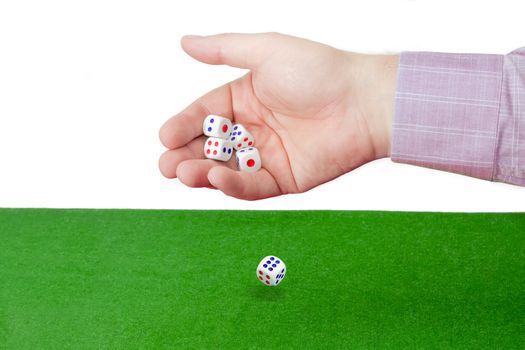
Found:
[1,209,524,349]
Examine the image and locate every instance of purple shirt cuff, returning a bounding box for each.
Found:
[495,48,525,185]
[391,49,525,186]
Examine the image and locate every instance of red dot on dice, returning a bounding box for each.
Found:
[259,270,262,275]
[237,143,242,148]
[266,275,270,279]
[248,141,253,146]
[259,276,263,280]
[214,142,218,147]
[206,149,210,154]
[244,137,248,142]
[265,281,270,285]
[247,159,255,167]
[207,140,212,145]
[213,150,217,155]
[222,125,228,133]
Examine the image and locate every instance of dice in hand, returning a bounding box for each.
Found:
[235,147,261,173]
[203,115,232,139]
[204,137,233,162]
[230,124,254,150]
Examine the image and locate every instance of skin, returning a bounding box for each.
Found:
[159,33,399,200]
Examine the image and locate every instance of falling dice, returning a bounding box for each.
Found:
[256,256,286,286]
[203,115,232,139]
[230,124,254,150]
[204,137,233,162]
[235,147,261,173]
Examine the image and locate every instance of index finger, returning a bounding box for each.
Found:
[159,83,233,150]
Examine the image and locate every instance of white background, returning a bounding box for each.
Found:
[0,0,523,211]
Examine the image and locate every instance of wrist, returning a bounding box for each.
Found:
[347,52,399,159]
[375,54,398,158]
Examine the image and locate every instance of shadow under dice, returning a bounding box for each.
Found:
[230,124,254,150]
[203,115,232,139]
[204,137,233,161]
[256,256,286,286]
[235,147,261,172]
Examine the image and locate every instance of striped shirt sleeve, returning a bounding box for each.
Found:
[391,48,525,186]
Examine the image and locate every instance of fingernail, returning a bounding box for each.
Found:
[184,35,203,40]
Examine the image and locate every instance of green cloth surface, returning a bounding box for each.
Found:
[0,209,524,349]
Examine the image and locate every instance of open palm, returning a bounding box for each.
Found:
[159,33,396,200]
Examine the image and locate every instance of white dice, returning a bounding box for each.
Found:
[204,137,233,162]
[203,115,232,139]
[230,124,254,150]
[257,256,286,286]
[201,116,261,170]
[235,147,261,173]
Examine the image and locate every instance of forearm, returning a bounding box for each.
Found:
[390,48,525,186]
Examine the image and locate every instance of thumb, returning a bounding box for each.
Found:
[180,33,279,69]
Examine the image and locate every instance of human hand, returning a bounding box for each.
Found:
[159,33,398,200]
